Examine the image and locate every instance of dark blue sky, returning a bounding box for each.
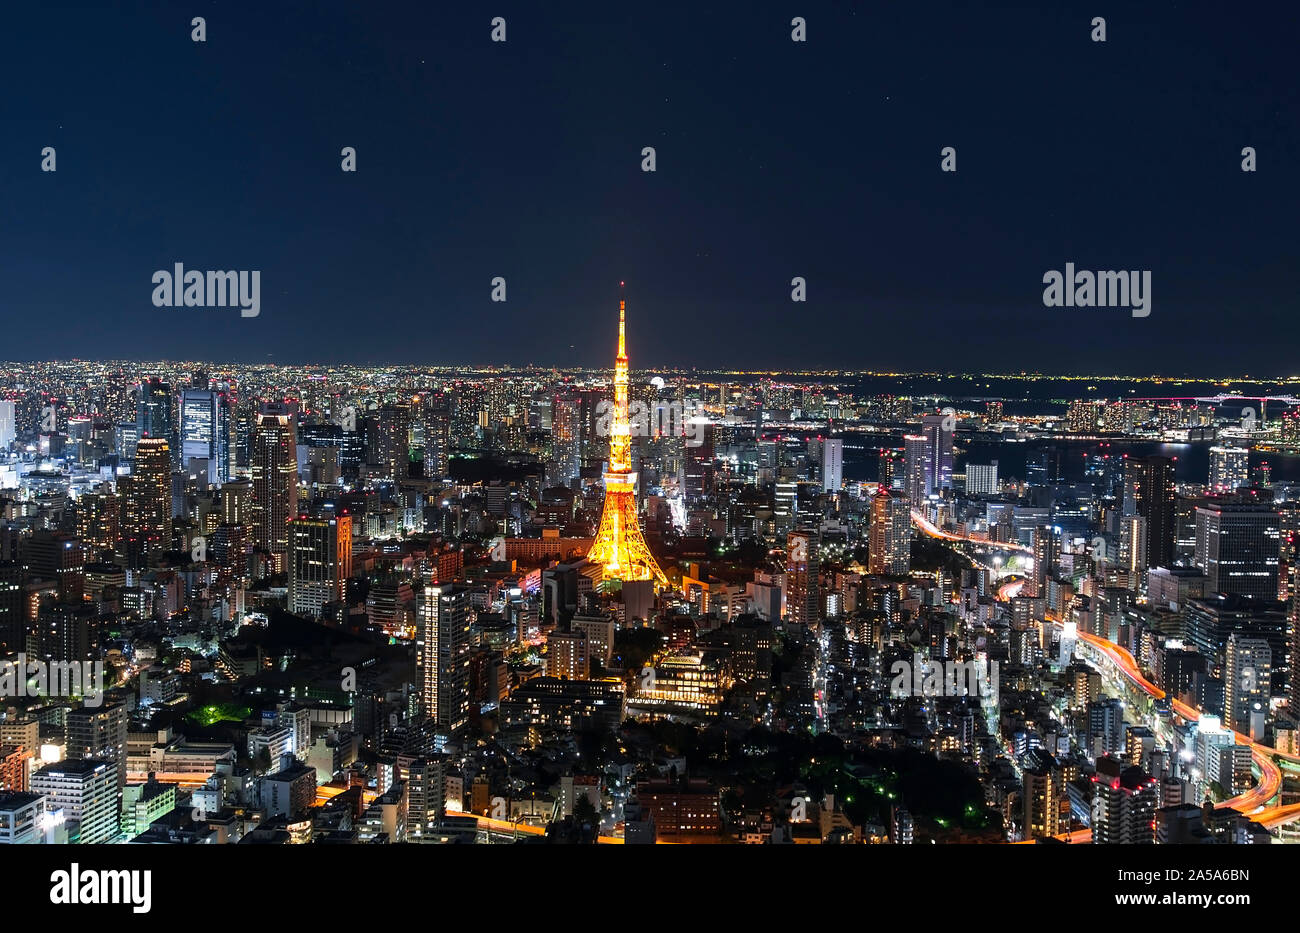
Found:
[2,1,1297,373]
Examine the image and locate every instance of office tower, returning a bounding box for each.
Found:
[252,414,298,573]
[1223,634,1270,734]
[0,400,14,448]
[31,759,119,845]
[121,437,172,569]
[571,615,615,668]
[868,489,911,576]
[966,461,998,496]
[180,389,230,483]
[985,401,1004,424]
[821,438,843,494]
[115,421,140,461]
[551,391,583,485]
[1208,445,1249,494]
[1087,697,1125,757]
[919,412,954,495]
[903,434,930,504]
[136,377,174,459]
[1193,502,1281,598]
[67,702,128,791]
[421,583,471,735]
[221,477,253,526]
[1090,757,1157,844]
[288,513,353,617]
[0,792,47,844]
[1126,455,1176,569]
[587,295,667,585]
[784,531,820,624]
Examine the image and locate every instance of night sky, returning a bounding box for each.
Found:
[2,1,1297,373]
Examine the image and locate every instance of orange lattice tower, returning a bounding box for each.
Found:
[586,287,667,586]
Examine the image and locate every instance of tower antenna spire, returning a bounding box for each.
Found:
[618,281,626,359]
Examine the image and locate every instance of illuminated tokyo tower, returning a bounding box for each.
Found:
[586,286,667,587]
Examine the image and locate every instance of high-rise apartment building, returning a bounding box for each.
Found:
[1208,445,1249,494]
[121,437,172,569]
[420,584,471,735]
[868,489,911,576]
[1090,757,1157,844]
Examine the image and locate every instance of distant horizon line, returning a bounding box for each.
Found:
[3,359,1300,383]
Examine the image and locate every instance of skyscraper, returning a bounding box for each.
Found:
[1030,525,1061,599]
[0,400,14,449]
[868,489,911,576]
[820,437,843,495]
[903,434,930,504]
[121,437,172,569]
[1194,502,1280,598]
[551,391,583,486]
[1126,456,1175,570]
[784,531,820,623]
[180,389,230,484]
[919,412,954,495]
[288,513,353,617]
[252,413,298,574]
[587,292,667,585]
[374,403,412,482]
[421,583,471,735]
[136,377,174,461]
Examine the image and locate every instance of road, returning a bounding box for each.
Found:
[911,510,1033,554]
